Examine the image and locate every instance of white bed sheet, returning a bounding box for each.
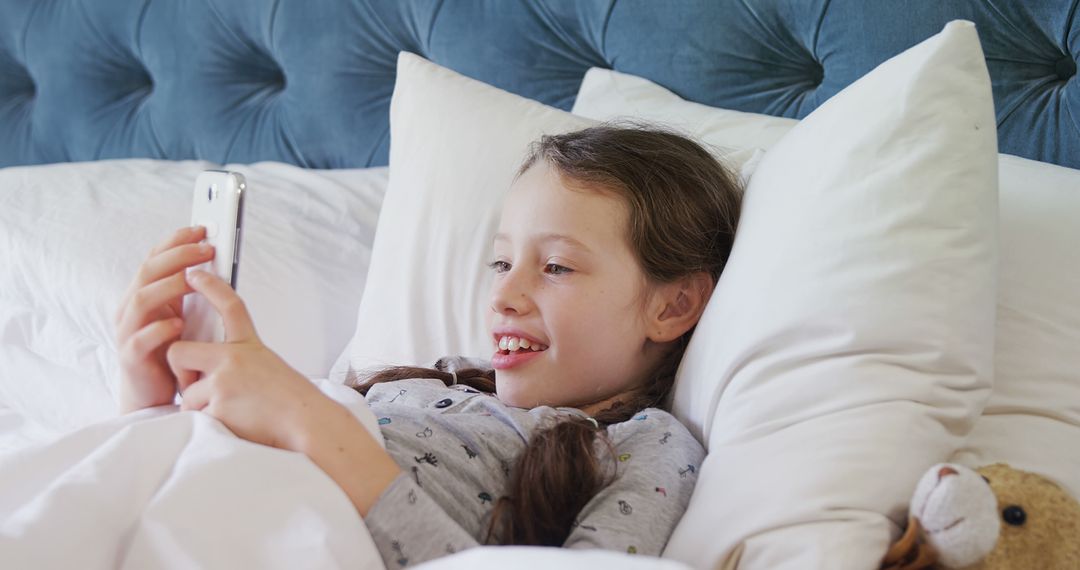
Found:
[0,403,58,456]
[0,379,386,569]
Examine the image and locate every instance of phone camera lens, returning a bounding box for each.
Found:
[207,187,213,201]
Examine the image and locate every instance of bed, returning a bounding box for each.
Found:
[1,1,1078,569]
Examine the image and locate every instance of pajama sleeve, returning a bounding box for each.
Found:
[364,473,480,568]
[561,413,705,556]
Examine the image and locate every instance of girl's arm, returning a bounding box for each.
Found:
[363,472,481,565]
[563,412,705,556]
[292,395,402,517]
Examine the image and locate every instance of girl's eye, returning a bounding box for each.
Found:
[545,263,572,275]
[487,260,510,273]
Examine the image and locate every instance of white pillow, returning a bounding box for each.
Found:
[574,32,1080,502]
[573,69,799,156]
[0,160,387,433]
[950,155,1080,499]
[328,53,595,379]
[604,21,993,569]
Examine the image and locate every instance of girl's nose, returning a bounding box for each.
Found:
[490,270,531,315]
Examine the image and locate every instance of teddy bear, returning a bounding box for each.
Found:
[880,463,1080,569]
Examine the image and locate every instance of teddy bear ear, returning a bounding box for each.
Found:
[880,516,938,570]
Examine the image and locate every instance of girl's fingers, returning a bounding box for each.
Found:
[185,270,258,343]
[176,369,200,397]
[179,376,211,412]
[135,242,214,292]
[117,235,213,333]
[168,340,225,376]
[119,317,183,368]
[148,225,206,259]
[116,228,212,325]
[168,340,225,393]
[118,245,206,330]
[116,272,195,340]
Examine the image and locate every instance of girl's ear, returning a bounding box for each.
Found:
[649,272,714,343]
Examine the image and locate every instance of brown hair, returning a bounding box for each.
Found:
[350,123,742,546]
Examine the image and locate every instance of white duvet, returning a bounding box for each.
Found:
[0,378,686,570]
[0,380,388,569]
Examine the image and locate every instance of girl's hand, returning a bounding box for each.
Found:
[116,226,214,414]
[168,269,330,450]
[170,270,402,515]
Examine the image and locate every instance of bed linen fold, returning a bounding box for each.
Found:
[0,379,386,570]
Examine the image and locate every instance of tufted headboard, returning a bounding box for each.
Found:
[1,0,1076,170]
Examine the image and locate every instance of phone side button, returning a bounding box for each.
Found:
[233,228,241,261]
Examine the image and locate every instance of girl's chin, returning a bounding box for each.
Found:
[494,377,546,409]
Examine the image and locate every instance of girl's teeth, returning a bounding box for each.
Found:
[497,335,548,352]
[496,334,548,351]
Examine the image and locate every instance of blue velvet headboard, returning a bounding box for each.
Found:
[1,1,1076,170]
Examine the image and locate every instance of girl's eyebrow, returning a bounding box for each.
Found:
[493,232,593,254]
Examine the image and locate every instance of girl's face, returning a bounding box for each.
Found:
[486,161,663,411]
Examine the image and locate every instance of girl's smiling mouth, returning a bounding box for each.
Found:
[491,330,549,370]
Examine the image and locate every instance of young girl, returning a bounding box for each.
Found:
[114,125,742,567]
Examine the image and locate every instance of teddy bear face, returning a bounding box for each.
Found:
[968,463,1080,570]
[910,464,1000,568]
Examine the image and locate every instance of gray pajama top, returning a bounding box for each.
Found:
[361,356,705,568]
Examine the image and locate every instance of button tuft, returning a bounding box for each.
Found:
[130,64,154,94]
[810,62,824,86]
[1055,56,1076,80]
[10,64,35,98]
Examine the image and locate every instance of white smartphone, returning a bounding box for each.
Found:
[182,170,246,343]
